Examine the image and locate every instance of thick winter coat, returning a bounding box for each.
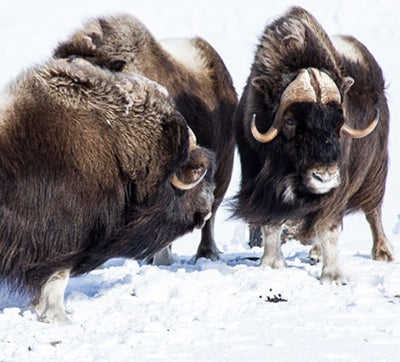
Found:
[234,7,393,282]
[0,58,215,323]
[54,14,237,262]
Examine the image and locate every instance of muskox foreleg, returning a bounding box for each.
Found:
[32,269,71,325]
[260,225,286,269]
[196,214,220,261]
[365,207,394,262]
[249,224,263,248]
[316,227,347,284]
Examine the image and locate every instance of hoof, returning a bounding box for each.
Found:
[195,248,220,261]
[372,244,394,262]
[38,310,71,325]
[319,271,348,285]
[260,256,286,269]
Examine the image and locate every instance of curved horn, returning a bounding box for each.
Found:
[318,70,341,104]
[171,127,203,190]
[170,168,207,191]
[251,113,279,143]
[250,69,316,144]
[188,127,197,151]
[341,108,380,139]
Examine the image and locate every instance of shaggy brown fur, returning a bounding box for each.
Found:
[54,14,237,261]
[0,58,216,322]
[234,7,393,282]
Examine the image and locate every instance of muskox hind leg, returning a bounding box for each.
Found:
[316,227,347,284]
[32,269,71,325]
[260,225,286,269]
[152,245,177,266]
[365,207,394,262]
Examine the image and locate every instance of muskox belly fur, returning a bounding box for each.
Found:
[0,58,216,323]
[53,14,237,263]
[234,6,393,283]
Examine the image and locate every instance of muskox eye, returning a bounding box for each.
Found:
[284,119,296,127]
[109,60,126,72]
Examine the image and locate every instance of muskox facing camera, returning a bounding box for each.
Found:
[234,6,393,282]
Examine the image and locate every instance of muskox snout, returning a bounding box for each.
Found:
[191,183,214,229]
[305,165,341,194]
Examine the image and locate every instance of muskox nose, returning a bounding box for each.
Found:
[312,170,335,183]
[306,165,341,194]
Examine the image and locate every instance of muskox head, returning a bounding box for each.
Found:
[170,127,207,191]
[251,68,378,196]
[169,131,215,230]
[171,146,216,230]
[53,14,150,74]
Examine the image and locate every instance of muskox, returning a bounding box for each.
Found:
[53,14,237,263]
[234,6,393,283]
[0,58,216,323]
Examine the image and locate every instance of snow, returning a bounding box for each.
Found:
[1,0,400,361]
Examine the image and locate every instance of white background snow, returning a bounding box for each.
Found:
[1,0,400,361]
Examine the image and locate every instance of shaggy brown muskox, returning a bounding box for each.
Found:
[234,7,393,283]
[0,58,216,323]
[53,14,237,263]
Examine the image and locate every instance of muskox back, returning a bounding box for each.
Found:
[54,14,237,262]
[329,35,389,215]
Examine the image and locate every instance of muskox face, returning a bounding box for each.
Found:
[251,68,378,198]
[171,147,216,230]
[280,102,343,195]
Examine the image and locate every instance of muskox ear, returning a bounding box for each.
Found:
[251,76,273,103]
[341,76,354,96]
[251,76,269,93]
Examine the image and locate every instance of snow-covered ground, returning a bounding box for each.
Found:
[1,1,400,361]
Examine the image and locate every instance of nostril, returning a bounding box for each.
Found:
[312,172,324,182]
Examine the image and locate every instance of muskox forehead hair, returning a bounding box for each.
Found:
[257,7,342,74]
[94,14,153,53]
[253,7,344,103]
